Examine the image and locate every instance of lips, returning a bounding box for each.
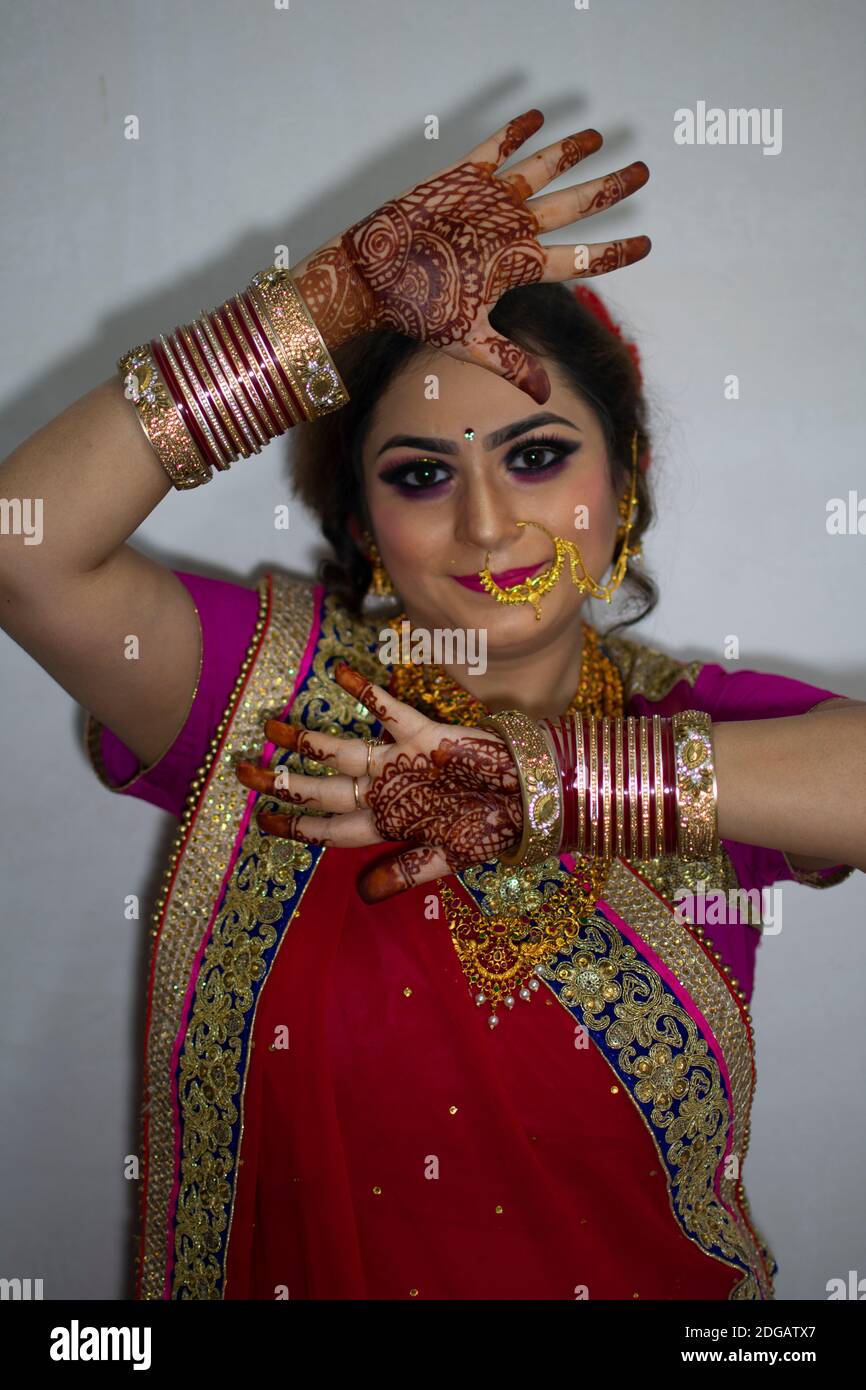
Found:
[452,561,545,592]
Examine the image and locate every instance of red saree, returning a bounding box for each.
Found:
[85,571,854,1300]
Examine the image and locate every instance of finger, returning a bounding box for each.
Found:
[333,661,430,740]
[539,234,652,283]
[464,107,545,173]
[264,719,376,775]
[527,160,649,234]
[236,760,367,814]
[257,807,382,849]
[357,846,452,903]
[498,127,603,200]
[446,318,551,405]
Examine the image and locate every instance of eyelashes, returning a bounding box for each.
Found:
[378,434,579,496]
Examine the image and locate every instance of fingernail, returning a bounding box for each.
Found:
[357,869,384,904]
[524,359,551,405]
[334,663,368,701]
[265,720,299,748]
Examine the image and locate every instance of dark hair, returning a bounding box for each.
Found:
[289,281,658,636]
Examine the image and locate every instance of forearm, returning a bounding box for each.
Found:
[712,703,866,871]
[522,708,866,873]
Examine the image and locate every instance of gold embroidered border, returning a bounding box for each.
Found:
[138,573,315,1300]
[600,632,704,705]
[536,907,772,1299]
[598,858,774,1296]
[167,587,386,1298]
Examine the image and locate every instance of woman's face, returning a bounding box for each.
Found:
[360,349,622,656]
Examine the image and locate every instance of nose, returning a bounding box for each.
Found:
[453,467,524,562]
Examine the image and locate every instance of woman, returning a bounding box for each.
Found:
[1,109,863,1302]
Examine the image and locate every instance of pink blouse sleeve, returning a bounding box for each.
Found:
[686,661,855,893]
[84,570,261,819]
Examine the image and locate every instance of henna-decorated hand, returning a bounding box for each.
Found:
[291,109,650,403]
[233,662,524,904]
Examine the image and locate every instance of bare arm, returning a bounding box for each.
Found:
[0,376,200,765]
[712,699,866,873]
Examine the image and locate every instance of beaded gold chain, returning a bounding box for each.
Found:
[386,619,624,722]
[384,618,626,1025]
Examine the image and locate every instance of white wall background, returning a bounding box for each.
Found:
[1,0,864,1300]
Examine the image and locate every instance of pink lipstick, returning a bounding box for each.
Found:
[452,561,545,593]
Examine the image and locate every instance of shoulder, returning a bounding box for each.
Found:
[599,629,851,719]
[599,630,705,709]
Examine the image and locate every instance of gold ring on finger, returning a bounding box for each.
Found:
[365,737,384,777]
[353,776,362,810]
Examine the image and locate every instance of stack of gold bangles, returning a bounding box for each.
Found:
[478,709,718,866]
[117,266,348,489]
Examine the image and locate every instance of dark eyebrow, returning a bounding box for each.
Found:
[375,413,582,459]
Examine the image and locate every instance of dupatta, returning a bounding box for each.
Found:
[133,572,775,1300]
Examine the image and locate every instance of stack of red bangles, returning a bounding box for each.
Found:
[479,708,719,867]
[117,266,348,490]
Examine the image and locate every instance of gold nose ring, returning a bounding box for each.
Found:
[478,520,568,621]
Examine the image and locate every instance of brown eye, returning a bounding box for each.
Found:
[508,435,577,473]
[379,458,453,493]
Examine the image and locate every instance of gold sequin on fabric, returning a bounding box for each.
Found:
[629,844,747,918]
[534,898,774,1300]
[440,857,612,1013]
[284,591,388,750]
[167,587,386,1299]
[781,852,854,889]
[171,828,317,1298]
[601,856,766,1282]
[600,632,704,705]
[137,573,314,1300]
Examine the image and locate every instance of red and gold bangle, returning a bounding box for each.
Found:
[160,331,234,470]
[117,266,349,488]
[147,332,222,475]
[176,323,247,461]
[539,711,716,863]
[614,716,626,858]
[207,305,273,446]
[193,313,263,454]
[118,345,212,489]
[238,289,306,424]
[477,709,562,867]
[671,711,719,860]
[248,267,348,418]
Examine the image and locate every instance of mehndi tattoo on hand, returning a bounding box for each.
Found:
[365,733,523,872]
[293,110,650,403]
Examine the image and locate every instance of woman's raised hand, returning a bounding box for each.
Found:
[291,109,650,403]
[233,662,525,903]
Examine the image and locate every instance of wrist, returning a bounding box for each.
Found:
[290,239,379,352]
[541,712,718,863]
[117,264,348,489]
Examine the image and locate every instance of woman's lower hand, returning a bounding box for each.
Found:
[290,108,650,404]
[233,662,523,903]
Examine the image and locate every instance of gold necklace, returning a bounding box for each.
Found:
[384,618,626,1026]
[386,619,624,721]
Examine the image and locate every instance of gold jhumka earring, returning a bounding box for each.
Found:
[476,430,643,621]
[362,532,394,596]
[361,531,401,617]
